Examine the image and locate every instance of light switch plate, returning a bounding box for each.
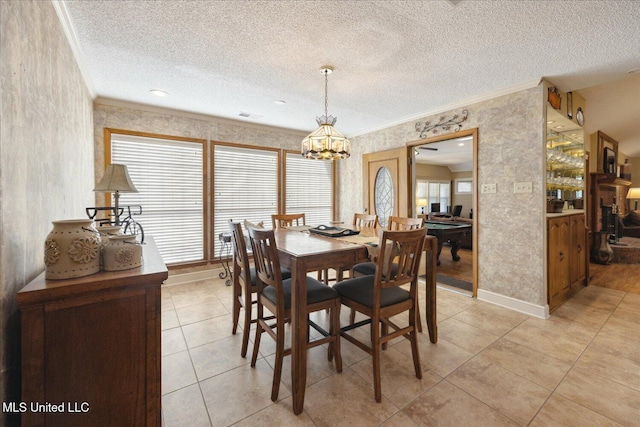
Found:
[514,182,532,193]
[481,183,497,194]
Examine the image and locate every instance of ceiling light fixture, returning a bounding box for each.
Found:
[275,100,286,105]
[150,89,169,97]
[301,66,350,160]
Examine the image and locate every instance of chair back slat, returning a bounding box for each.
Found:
[229,220,251,274]
[375,228,426,290]
[248,227,284,308]
[353,213,378,228]
[271,213,306,229]
[388,216,424,230]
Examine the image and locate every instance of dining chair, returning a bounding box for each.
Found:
[334,227,427,402]
[353,213,378,228]
[350,216,425,330]
[318,213,379,285]
[229,220,291,358]
[248,226,342,402]
[271,213,305,229]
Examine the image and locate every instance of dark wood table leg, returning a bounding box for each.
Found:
[290,257,308,415]
[449,240,461,261]
[425,237,438,343]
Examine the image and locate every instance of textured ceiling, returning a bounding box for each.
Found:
[60,0,640,155]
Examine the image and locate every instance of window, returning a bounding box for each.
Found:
[109,131,206,265]
[213,144,279,255]
[428,181,451,211]
[285,152,334,225]
[455,178,473,194]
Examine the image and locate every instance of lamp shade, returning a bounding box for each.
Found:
[94,164,138,193]
[417,199,428,207]
[301,123,351,160]
[627,188,640,199]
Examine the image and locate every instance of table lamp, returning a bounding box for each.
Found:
[417,199,428,214]
[93,164,138,225]
[627,187,640,211]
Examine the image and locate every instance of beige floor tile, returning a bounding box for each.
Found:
[161,350,197,395]
[447,355,551,425]
[161,309,180,330]
[232,399,316,427]
[189,334,250,382]
[394,334,474,378]
[590,318,640,363]
[349,346,441,407]
[176,298,229,325]
[200,360,289,426]
[303,368,399,426]
[379,411,420,427]
[479,339,572,389]
[435,289,476,318]
[556,366,640,426]
[452,302,528,336]
[169,281,221,309]
[503,319,590,364]
[403,380,519,427]
[618,291,640,309]
[161,288,175,311]
[437,317,501,354]
[162,384,211,427]
[530,393,623,427]
[181,314,234,349]
[609,305,640,324]
[569,285,625,308]
[162,327,187,356]
[551,301,615,330]
[574,345,640,392]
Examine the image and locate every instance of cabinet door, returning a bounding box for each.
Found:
[548,216,570,308]
[570,214,587,287]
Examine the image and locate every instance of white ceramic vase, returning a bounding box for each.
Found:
[102,234,142,271]
[44,219,101,280]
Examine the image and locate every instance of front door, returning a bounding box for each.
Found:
[363,147,409,227]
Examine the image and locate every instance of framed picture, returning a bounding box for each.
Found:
[596,131,618,174]
[603,147,616,174]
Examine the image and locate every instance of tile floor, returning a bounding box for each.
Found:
[161,273,639,426]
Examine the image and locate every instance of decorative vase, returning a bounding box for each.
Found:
[44,219,101,280]
[102,234,142,271]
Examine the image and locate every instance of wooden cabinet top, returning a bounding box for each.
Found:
[17,236,168,307]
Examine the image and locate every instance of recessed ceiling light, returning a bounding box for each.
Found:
[547,120,554,124]
[458,143,465,147]
[150,89,169,97]
[555,125,564,129]
[275,100,286,105]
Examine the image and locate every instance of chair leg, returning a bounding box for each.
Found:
[240,288,252,358]
[349,308,356,325]
[381,320,389,350]
[371,316,382,403]
[231,279,241,335]
[409,308,422,379]
[416,303,423,333]
[250,302,264,367]
[328,300,342,372]
[271,317,286,402]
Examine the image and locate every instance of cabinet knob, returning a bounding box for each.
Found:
[577,244,582,253]
[559,251,564,259]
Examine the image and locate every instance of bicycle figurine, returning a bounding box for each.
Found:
[86,205,145,243]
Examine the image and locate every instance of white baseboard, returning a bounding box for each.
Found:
[164,269,221,286]
[477,289,549,319]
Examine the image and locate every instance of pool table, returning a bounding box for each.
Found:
[423,220,472,265]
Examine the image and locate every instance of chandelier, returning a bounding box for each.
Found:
[301,66,351,160]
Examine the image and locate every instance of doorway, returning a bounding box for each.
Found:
[409,129,478,296]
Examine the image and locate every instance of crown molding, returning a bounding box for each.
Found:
[351,78,541,138]
[52,0,96,98]
[94,97,309,138]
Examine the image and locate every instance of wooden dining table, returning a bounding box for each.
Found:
[273,227,438,414]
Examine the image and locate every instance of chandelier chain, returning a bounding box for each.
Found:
[324,69,329,118]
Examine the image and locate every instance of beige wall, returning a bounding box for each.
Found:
[0,0,94,420]
[340,86,546,306]
[452,171,473,218]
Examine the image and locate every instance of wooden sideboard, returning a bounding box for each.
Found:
[17,237,168,427]
[548,212,587,311]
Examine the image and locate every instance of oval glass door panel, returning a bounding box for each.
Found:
[374,167,394,227]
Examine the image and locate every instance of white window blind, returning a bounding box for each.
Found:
[213,145,278,255]
[111,134,205,264]
[428,181,451,212]
[285,153,333,226]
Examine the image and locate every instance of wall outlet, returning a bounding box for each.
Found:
[481,183,497,194]
[514,181,532,193]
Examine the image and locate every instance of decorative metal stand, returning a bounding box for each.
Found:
[218,232,232,286]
